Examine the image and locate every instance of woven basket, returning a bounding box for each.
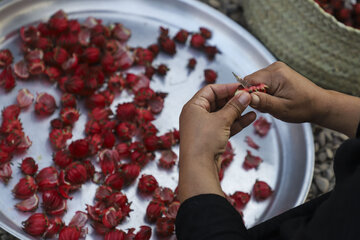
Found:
[242,0,360,96]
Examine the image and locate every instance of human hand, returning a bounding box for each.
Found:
[245,61,328,123]
[178,84,256,202]
[180,83,256,165]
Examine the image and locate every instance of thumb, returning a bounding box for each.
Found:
[250,92,282,113]
[216,91,251,124]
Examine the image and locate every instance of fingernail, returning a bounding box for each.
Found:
[251,94,260,107]
[237,91,250,106]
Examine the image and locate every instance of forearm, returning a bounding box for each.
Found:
[178,151,224,203]
[314,90,360,138]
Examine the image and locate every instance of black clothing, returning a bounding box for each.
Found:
[176,124,360,240]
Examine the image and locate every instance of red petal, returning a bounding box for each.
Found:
[17,88,34,108]
[148,96,164,114]
[253,117,271,137]
[245,136,260,150]
[69,211,88,228]
[243,150,262,170]
[15,194,39,212]
[14,60,29,79]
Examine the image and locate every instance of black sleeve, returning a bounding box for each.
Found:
[175,194,252,240]
[176,122,360,240]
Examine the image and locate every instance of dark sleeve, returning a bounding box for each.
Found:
[249,137,360,240]
[175,194,252,240]
[356,121,360,138]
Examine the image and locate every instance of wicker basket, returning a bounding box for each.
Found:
[242,0,360,96]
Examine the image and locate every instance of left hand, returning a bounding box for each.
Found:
[178,83,256,202]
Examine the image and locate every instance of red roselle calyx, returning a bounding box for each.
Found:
[204,69,217,84]
[20,157,38,175]
[187,58,196,69]
[138,174,158,194]
[236,83,268,94]
[156,217,175,237]
[12,175,38,199]
[34,93,57,116]
[253,180,272,201]
[135,225,152,240]
[68,139,89,158]
[157,64,169,76]
[173,29,189,43]
[22,213,49,237]
[0,49,13,67]
[190,33,205,49]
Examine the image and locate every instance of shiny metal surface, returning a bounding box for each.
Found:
[0,0,314,239]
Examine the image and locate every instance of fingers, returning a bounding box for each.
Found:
[250,92,285,113]
[243,68,275,94]
[230,111,257,136]
[243,61,287,95]
[193,83,240,101]
[216,91,251,125]
[191,83,241,111]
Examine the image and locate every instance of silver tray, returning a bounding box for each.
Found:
[0,0,314,239]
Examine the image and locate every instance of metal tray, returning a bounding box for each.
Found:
[0,0,314,239]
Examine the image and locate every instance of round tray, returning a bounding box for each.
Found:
[0,0,314,239]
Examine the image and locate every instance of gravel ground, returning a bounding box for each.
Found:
[0,1,347,239]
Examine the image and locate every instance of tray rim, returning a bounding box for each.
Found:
[0,0,315,239]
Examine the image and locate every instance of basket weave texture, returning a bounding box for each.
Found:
[243,0,360,96]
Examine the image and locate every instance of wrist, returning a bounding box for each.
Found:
[310,88,333,125]
[180,142,216,163]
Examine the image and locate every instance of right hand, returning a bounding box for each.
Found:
[244,61,328,123]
